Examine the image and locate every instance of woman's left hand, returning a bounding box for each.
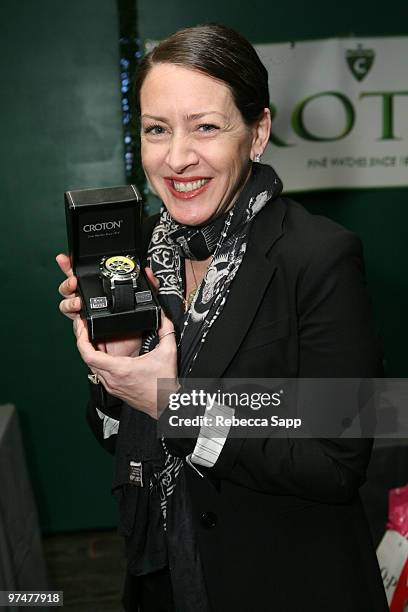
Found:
[74,311,178,420]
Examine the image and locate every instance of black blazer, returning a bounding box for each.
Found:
[89,197,388,612]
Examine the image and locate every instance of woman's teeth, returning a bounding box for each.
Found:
[172,179,208,192]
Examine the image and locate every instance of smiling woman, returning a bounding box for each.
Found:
[139,63,270,226]
[57,22,388,612]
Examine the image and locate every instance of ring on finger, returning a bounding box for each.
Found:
[88,373,100,385]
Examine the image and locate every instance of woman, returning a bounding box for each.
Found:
[57,24,388,612]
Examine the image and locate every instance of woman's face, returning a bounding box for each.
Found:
[140,63,258,226]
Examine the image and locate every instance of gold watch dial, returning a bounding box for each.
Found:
[104,255,136,275]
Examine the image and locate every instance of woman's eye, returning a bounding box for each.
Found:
[197,124,218,133]
[143,124,166,136]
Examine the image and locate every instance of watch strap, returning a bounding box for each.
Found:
[112,283,134,312]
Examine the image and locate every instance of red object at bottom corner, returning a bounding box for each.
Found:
[391,558,408,612]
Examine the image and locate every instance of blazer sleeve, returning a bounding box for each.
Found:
[166,229,384,503]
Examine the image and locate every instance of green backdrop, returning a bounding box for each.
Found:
[0,0,406,532]
[0,0,125,532]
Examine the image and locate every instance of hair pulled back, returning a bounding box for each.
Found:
[135,23,269,125]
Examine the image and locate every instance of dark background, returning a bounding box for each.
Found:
[0,0,406,532]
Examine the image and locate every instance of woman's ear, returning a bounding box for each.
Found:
[250,108,271,160]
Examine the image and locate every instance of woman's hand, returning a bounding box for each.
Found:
[74,310,178,419]
[56,254,160,359]
[56,253,82,320]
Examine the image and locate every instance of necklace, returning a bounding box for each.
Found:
[184,259,199,312]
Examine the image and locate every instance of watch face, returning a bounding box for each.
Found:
[100,254,139,280]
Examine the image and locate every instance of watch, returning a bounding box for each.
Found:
[99,254,140,313]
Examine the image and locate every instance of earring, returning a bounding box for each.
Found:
[254,153,261,163]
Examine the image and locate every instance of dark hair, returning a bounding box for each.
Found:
[135,23,269,125]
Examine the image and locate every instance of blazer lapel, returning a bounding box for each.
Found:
[189,198,287,378]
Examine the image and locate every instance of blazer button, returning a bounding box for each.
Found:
[200,511,217,529]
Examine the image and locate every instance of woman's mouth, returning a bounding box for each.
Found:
[165,177,211,200]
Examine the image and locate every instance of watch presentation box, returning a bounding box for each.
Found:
[64,184,160,341]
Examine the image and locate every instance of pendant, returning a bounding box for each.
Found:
[184,288,198,312]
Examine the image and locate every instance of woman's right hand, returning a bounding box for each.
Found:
[56,253,81,320]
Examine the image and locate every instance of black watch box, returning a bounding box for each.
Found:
[64,184,160,341]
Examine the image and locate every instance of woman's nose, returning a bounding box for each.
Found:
[165,134,199,173]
